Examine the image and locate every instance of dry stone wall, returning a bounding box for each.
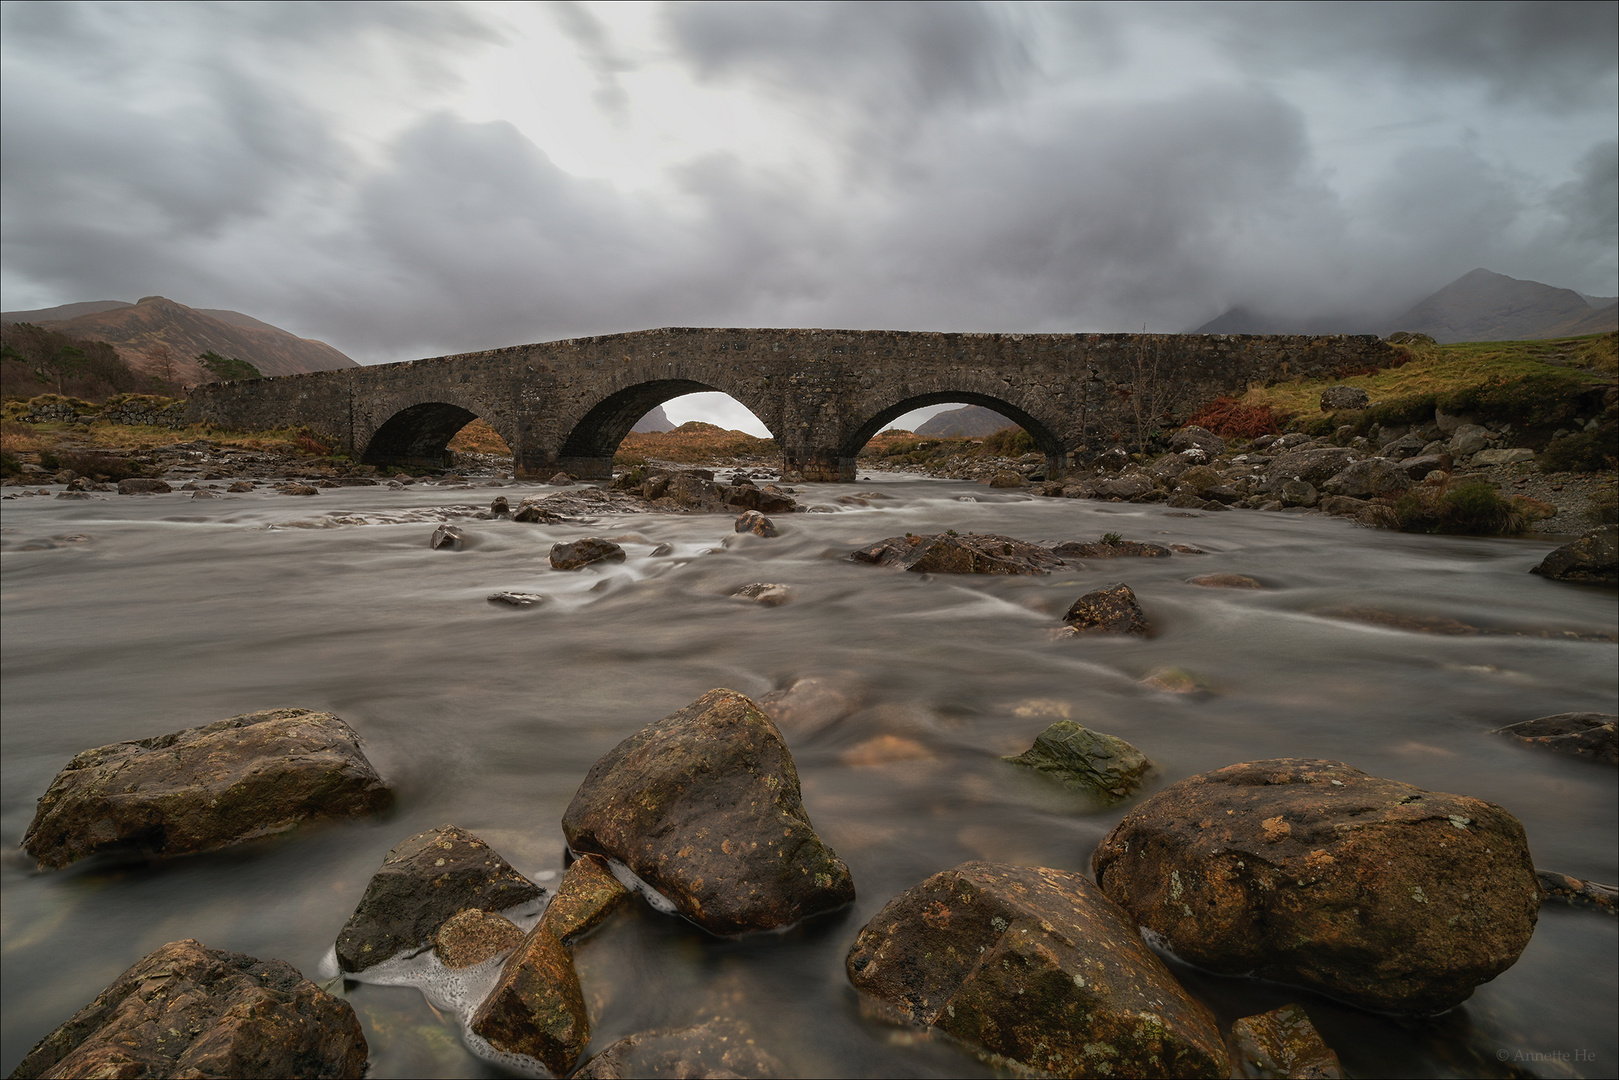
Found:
[184,327,1393,480]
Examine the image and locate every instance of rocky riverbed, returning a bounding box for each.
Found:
[2,451,1615,1078]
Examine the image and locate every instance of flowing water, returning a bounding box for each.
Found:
[2,476,1615,1078]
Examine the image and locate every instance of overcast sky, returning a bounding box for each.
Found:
[3,2,1616,415]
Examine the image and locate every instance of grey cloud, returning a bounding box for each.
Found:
[550,1,635,118]
[1191,1,1618,111]
[663,1,1032,128]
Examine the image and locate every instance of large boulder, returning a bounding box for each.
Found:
[21,709,392,870]
[561,688,855,935]
[1264,447,1356,488]
[1061,583,1149,635]
[1319,385,1370,411]
[1002,721,1150,801]
[1093,473,1156,500]
[1321,458,1410,498]
[1092,759,1541,1014]
[1494,713,1617,765]
[847,862,1228,1078]
[1530,526,1618,583]
[550,537,626,570]
[10,939,367,1079]
[335,825,544,972]
[850,532,1066,575]
[469,925,589,1077]
[1170,425,1227,456]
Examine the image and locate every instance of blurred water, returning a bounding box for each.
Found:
[2,477,1615,1077]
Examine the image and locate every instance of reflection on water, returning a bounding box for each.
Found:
[2,477,1615,1077]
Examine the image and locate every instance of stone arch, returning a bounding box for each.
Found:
[361,400,512,471]
[838,389,1068,481]
[550,375,779,479]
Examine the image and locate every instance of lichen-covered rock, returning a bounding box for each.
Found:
[434,908,523,968]
[1003,721,1150,801]
[1170,425,1227,456]
[1495,713,1617,765]
[1062,583,1149,634]
[1530,525,1618,584]
[1053,538,1170,558]
[1265,447,1356,488]
[10,939,367,1079]
[1230,1004,1343,1079]
[21,709,392,870]
[562,688,855,935]
[335,825,543,972]
[574,1018,783,1079]
[1093,473,1156,500]
[538,853,630,943]
[1092,759,1541,1014]
[734,510,778,536]
[850,532,1066,575]
[847,862,1228,1078]
[1321,458,1410,498]
[1280,479,1318,507]
[550,537,626,570]
[986,469,1025,487]
[1319,385,1369,411]
[469,926,589,1077]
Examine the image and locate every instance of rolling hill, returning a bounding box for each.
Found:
[0,295,356,384]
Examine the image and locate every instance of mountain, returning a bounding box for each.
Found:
[915,404,1018,437]
[0,295,356,383]
[1385,268,1616,343]
[1194,269,1619,342]
[631,404,674,432]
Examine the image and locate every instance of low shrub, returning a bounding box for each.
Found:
[980,427,1037,456]
[1185,396,1279,439]
[1367,480,1525,536]
[54,451,147,481]
[1539,422,1618,473]
[1590,489,1618,526]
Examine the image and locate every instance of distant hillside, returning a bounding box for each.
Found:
[0,295,356,384]
[1385,268,1617,343]
[1194,268,1619,342]
[915,404,1018,437]
[631,404,674,433]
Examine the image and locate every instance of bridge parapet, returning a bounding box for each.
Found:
[183,327,1392,479]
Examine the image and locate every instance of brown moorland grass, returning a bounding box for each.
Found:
[614,422,778,464]
[446,418,512,455]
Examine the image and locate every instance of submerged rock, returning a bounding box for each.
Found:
[10,939,367,1080]
[469,925,589,1077]
[562,688,855,935]
[1053,537,1171,558]
[1530,526,1618,584]
[1495,712,1617,764]
[487,591,546,607]
[22,709,392,870]
[550,537,626,570]
[335,825,543,973]
[1002,721,1150,801]
[1536,869,1618,913]
[1092,759,1541,1014]
[1188,573,1263,589]
[538,853,630,943]
[850,532,1066,575]
[434,908,523,968]
[731,582,793,606]
[847,862,1228,1078]
[429,524,465,550]
[116,477,171,494]
[1061,583,1149,635]
[574,1018,782,1079]
[1230,1004,1343,1079]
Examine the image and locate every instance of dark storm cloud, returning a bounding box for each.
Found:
[1188,1,1619,111]
[2,1,1614,362]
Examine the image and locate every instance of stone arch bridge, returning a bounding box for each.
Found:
[183,327,1390,481]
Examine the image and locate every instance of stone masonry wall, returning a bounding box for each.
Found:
[184,327,1393,479]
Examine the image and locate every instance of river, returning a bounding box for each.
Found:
[2,474,1614,1078]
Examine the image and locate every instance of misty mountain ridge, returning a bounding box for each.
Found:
[0,295,356,384]
[914,404,1019,437]
[1195,269,1619,343]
